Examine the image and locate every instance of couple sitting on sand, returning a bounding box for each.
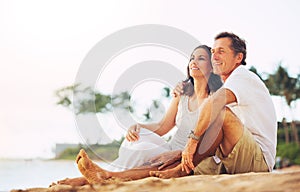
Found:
[55,32,277,186]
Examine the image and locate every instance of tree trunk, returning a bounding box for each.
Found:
[282,118,289,144]
[291,121,299,146]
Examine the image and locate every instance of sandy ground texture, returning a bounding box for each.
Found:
[11,166,300,192]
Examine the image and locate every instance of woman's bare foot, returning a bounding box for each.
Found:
[76,149,111,184]
[149,164,189,179]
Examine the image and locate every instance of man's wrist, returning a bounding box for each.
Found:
[188,130,201,141]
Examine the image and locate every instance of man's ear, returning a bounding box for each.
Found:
[236,52,243,63]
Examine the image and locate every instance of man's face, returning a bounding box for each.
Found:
[211,37,242,81]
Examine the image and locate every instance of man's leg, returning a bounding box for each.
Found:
[215,126,269,174]
[193,156,226,175]
[76,149,181,184]
[150,107,244,178]
[215,107,244,157]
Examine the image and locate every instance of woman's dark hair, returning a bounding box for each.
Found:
[182,45,223,96]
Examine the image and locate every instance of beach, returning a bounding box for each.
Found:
[10,166,300,192]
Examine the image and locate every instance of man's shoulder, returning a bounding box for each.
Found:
[225,66,249,82]
[225,66,265,89]
[227,65,270,97]
[231,65,249,76]
[230,66,261,81]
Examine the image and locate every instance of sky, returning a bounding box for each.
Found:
[0,0,300,159]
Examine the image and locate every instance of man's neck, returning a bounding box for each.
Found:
[221,65,241,82]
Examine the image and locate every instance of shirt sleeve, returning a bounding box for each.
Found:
[223,73,253,106]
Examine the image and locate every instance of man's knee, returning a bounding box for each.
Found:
[222,107,243,130]
[218,107,244,156]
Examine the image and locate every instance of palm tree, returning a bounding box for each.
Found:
[55,84,172,121]
[55,84,131,114]
[264,64,300,145]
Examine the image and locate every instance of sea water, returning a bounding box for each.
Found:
[0,159,109,191]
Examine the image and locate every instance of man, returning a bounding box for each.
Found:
[151,32,277,178]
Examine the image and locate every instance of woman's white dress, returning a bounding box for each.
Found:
[106,96,204,171]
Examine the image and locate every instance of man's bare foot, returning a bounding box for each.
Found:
[52,177,89,186]
[149,164,189,179]
[76,149,111,184]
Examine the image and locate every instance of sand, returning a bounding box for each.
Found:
[11,166,300,192]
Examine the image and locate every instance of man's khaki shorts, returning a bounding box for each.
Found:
[194,127,269,175]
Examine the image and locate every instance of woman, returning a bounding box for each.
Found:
[113,45,222,171]
[55,45,222,185]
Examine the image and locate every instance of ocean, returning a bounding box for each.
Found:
[0,159,109,192]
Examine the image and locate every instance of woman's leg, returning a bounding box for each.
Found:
[51,177,88,186]
[76,149,181,184]
[109,128,170,171]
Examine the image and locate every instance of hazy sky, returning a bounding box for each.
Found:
[0,0,299,159]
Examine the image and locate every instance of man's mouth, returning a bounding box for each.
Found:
[213,62,223,67]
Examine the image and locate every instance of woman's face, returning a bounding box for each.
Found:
[189,48,212,79]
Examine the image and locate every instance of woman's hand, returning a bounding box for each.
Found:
[125,124,141,142]
[181,139,198,174]
[172,82,184,98]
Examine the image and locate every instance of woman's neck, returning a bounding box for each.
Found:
[193,77,209,99]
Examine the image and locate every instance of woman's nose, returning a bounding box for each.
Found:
[189,60,196,66]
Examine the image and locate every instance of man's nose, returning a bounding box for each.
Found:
[212,52,219,61]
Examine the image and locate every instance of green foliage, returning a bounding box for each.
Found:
[55,84,80,107]
[277,126,290,143]
[55,84,131,115]
[249,64,300,106]
[55,84,171,121]
[56,145,82,160]
[94,93,113,113]
[277,142,300,165]
[163,87,171,98]
[87,144,120,161]
[277,121,300,165]
[56,141,122,161]
[264,64,300,106]
[249,66,263,81]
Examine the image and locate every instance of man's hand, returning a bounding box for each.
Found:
[125,124,141,142]
[181,139,198,174]
[172,82,185,98]
[149,150,182,170]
